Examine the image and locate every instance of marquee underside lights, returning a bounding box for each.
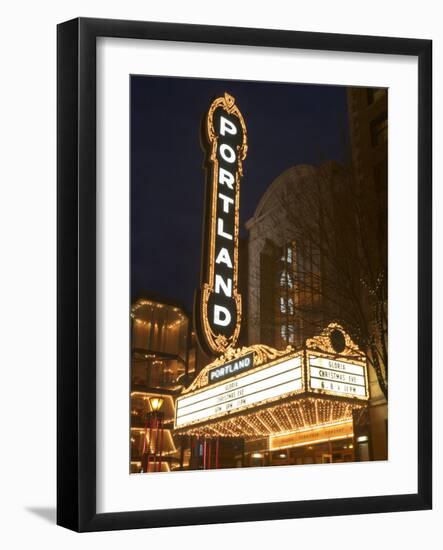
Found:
[196,92,248,355]
[175,397,363,439]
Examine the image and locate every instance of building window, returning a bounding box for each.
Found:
[280,244,293,264]
[280,324,286,340]
[277,243,296,348]
[280,296,286,313]
[280,323,294,345]
[286,246,292,264]
[279,270,293,288]
[274,240,322,349]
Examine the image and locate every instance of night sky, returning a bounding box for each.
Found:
[131,76,350,314]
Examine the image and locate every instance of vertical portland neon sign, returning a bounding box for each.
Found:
[195,93,248,355]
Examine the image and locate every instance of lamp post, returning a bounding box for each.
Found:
[149,396,164,413]
[142,396,164,473]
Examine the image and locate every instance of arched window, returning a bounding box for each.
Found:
[279,270,293,288]
[280,296,286,313]
[280,324,287,340]
[280,323,295,344]
[286,245,292,264]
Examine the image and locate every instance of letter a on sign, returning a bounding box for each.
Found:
[196,93,248,355]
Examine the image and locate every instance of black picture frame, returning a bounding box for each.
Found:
[57,17,432,532]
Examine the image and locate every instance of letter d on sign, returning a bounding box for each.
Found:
[213,305,231,327]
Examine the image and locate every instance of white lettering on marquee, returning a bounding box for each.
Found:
[308,355,367,398]
[175,355,302,428]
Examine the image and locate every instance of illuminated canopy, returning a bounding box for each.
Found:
[175,324,368,438]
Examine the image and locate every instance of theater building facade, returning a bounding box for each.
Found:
[245,163,387,462]
[130,92,386,473]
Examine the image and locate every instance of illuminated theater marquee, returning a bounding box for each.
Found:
[308,355,368,398]
[174,324,369,436]
[175,354,302,429]
[196,93,248,355]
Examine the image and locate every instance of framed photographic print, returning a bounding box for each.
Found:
[57,17,432,531]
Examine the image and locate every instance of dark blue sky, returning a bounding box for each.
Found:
[131,75,350,313]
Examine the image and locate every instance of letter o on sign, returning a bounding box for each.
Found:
[219,143,236,164]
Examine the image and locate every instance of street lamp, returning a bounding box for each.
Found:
[149,396,164,412]
[142,396,165,473]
